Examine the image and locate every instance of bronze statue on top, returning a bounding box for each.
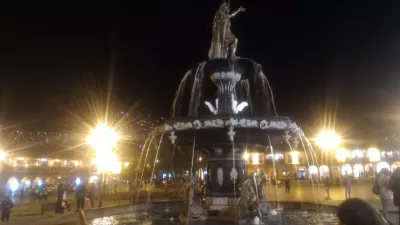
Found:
[208,1,246,60]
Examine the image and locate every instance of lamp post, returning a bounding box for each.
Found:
[87,124,119,208]
[336,148,348,178]
[368,148,380,176]
[316,131,341,180]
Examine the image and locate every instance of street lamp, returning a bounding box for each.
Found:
[335,148,348,163]
[316,131,341,151]
[336,148,348,177]
[368,148,380,162]
[87,123,120,207]
[316,131,341,182]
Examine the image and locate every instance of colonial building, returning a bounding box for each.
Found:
[245,147,400,180]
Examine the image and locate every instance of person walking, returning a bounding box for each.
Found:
[62,189,71,212]
[19,185,24,204]
[377,168,393,223]
[344,172,352,199]
[390,167,400,225]
[75,183,86,212]
[0,196,13,222]
[88,183,96,209]
[284,179,290,194]
[55,182,65,213]
[323,176,331,199]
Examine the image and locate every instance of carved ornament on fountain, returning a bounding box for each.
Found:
[211,71,241,83]
[164,118,301,132]
[217,167,224,186]
[164,117,303,144]
[213,147,223,155]
[168,131,177,145]
[230,168,238,181]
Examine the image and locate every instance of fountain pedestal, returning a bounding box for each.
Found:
[205,147,246,214]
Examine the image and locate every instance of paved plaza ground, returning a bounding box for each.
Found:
[265,182,399,224]
[3,182,400,224]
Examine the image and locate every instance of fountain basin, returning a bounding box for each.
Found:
[86,201,341,225]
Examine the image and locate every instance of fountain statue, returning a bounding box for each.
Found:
[208,2,246,60]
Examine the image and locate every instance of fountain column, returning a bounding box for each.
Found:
[206,147,246,212]
[210,71,241,114]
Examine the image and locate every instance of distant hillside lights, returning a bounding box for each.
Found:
[2,156,84,168]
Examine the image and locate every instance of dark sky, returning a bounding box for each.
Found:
[1,0,400,137]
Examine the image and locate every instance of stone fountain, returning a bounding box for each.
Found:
[164,2,304,224]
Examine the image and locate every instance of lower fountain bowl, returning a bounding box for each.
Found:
[86,202,341,225]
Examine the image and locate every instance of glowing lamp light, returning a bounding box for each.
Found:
[243,152,249,160]
[87,124,119,154]
[9,182,18,192]
[368,148,381,162]
[0,151,6,161]
[316,131,341,150]
[89,176,98,183]
[75,177,81,186]
[252,153,259,165]
[291,151,299,164]
[336,148,348,163]
[377,162,390,173]
[110,161,122,174]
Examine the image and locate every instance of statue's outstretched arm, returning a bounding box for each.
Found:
[230,7,246,18]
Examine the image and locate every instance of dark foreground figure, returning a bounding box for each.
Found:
[0,196,13,222]
[337,198,389,225]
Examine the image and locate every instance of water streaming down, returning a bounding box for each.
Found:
[146,133,165,214]
[136,136,152,181]
[267,133,282,218]
[134,134,156,213]
[299,135,321,214]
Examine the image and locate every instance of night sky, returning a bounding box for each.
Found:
[1,1,400,139]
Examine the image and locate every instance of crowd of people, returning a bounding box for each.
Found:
[54,181,98,213]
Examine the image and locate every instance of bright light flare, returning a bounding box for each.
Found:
[252,153,259,165]
[315,131,341,150]
[87,124,120,173]
[243,152,249,160]
[9,182,18,192]
[291,151,299,164]
[87,124,119,154]
[336,148,348,163]
[368,148,381,162]
[110,161,122,174]
[0,151,6,161]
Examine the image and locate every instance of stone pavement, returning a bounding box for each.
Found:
[5,183,400,224]
[6,199,130,225]
[265,182,399,224]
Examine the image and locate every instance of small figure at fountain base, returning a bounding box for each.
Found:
[237,174,272,224]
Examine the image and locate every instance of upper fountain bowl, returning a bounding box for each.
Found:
[167,57,305,149]
[172,58,275,118]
